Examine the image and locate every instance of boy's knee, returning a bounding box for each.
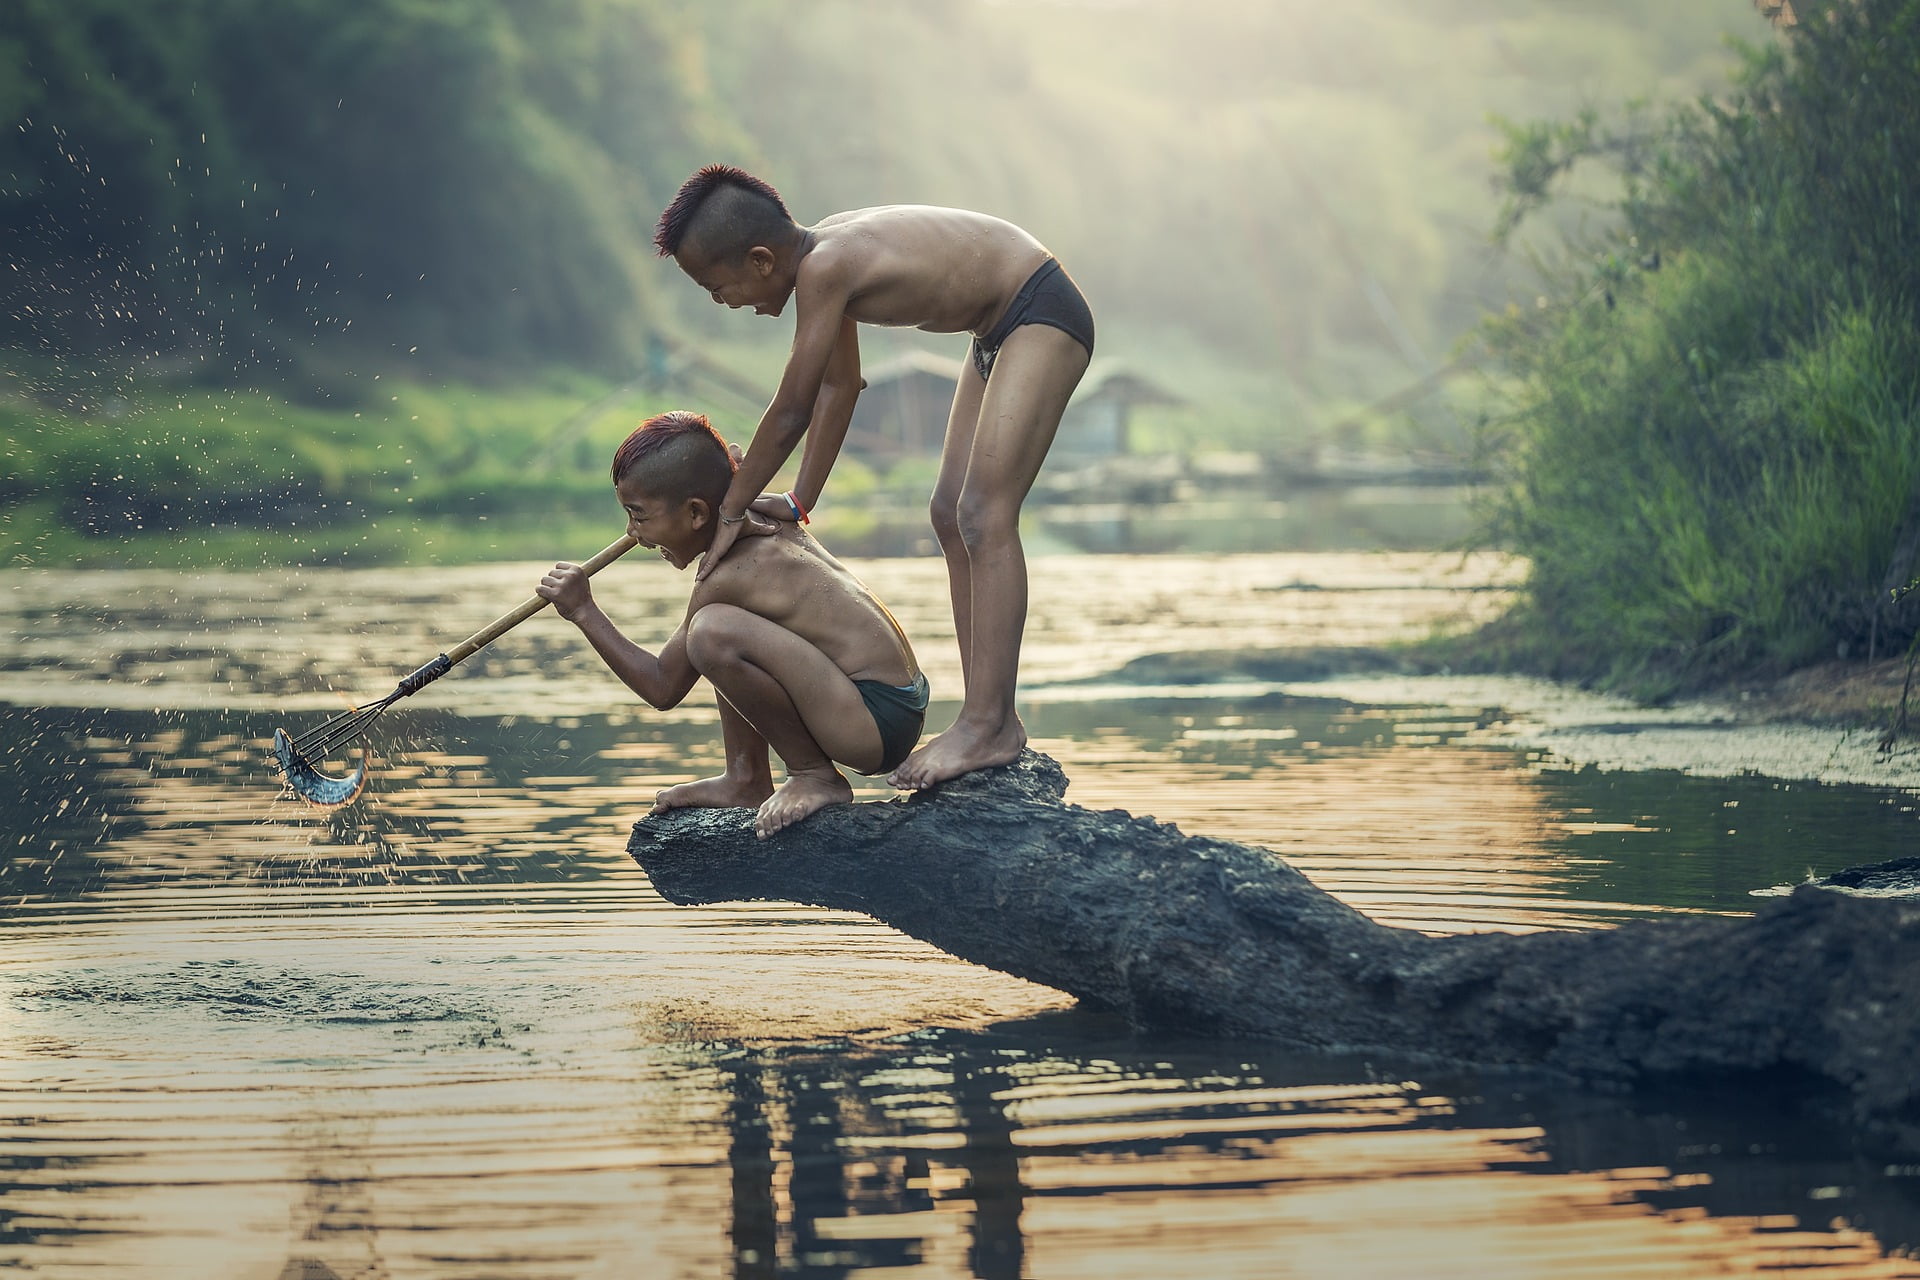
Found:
[954,488,1018,548]
[685,603,749,671]
[928,493,963,546]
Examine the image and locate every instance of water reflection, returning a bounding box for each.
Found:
[15,1005,1905,1279]
[5,554,1920,1276]
[0,552,1518,716]
[1029,694,1920,931]
[707,1021,1920,1278]
[6,691,1918,932]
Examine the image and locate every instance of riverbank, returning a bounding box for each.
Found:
[1086,643,1920,793]
[2,371,1478,569]
[1508,652,1920,792]
[1713,653,1916,730]
[1476,3,1920,695]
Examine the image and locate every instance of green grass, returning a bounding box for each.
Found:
[1,374,659,568]
[0,368,910,568]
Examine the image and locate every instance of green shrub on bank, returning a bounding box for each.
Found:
[0,375,902,568]
[1479,0,1920,692]
[0,378,669,566]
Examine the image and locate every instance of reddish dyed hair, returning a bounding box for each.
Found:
[609,410,736,514]
[653,164,793,260]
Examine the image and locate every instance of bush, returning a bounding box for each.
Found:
[1478,0,1920,691]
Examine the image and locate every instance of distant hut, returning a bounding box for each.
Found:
[845,351,965,460]
[1054,362,1185,463]
[843,351,1184,464]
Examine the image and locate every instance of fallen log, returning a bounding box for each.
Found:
[628,751,1920,1141]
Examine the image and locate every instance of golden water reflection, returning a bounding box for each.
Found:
[4,553,1919,1276]
[0,551,1517,715]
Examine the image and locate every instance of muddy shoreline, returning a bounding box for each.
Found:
[1708,652,1917,730]
[1093,645,1916,729]
[1078,646,1920,792]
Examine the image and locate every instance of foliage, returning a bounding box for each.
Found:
[3,0,1759,394]
[0,0,730,376]
[1476,0,1920,691]
[0,377,676,567]
[0,371,908,568]
[0,0,1768,564]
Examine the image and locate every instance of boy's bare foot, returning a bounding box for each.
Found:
[755,769,854,838]
[887,717,1026,790]
[651,773,775,816]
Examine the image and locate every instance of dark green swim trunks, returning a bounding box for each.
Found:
[856,672,931,775]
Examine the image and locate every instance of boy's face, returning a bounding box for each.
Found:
[675,246,790,316]
[616,473,710,571]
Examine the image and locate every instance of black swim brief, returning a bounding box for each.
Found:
[855,672,931,775]
[969,257,1096,382]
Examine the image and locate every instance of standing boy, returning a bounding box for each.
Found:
[652,165,1094,788]
[537,411,929,838]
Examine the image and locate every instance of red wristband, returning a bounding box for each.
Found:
[784,491,810,524]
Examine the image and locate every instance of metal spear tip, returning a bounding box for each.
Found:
[273,727,370,808]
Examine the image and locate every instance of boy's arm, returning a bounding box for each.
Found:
[789,314,862,512]
[701,259,853,578]
[537,564,699,710]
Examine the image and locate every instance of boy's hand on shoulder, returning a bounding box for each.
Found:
[748,493,801,524]
[537,562,595,622]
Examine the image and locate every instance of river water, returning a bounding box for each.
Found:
[3,550,1918,1279]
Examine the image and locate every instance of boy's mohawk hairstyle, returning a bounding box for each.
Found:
[610,410,737,485]
[653,164,792,258]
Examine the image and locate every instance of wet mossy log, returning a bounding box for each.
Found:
[628,751,1920,1132]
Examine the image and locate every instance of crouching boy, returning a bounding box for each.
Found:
[536,410,929,838]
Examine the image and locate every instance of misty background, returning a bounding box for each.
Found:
[1,0,1771,563]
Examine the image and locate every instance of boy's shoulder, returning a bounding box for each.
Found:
[808,205,1029,259]
[813,203,985,227]
[800,206,1045,310]
[691,527,830,610]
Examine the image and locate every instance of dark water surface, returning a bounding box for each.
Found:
[3,554,1918,1278]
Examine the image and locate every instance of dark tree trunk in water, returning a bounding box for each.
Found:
[627,751,1920,1141]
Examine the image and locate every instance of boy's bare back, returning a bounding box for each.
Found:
[798,206,1051,336]
[691,525,916,687]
